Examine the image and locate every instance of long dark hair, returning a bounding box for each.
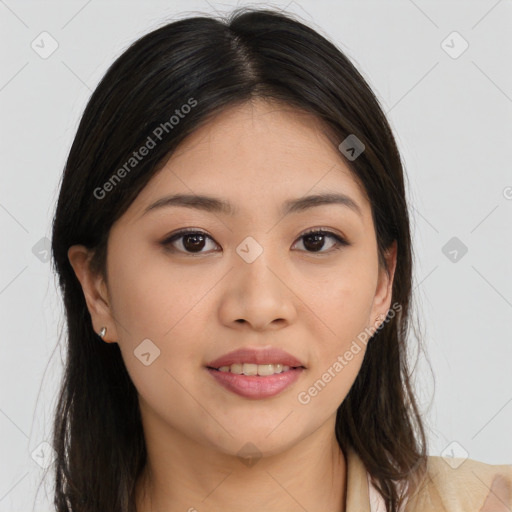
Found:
[50,7,427,511]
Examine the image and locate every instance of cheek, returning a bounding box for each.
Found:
[107,238,210,341]
[297,250,377,400]
[297,278,372,416]
[303,250,378,343]
[106,240,214,387]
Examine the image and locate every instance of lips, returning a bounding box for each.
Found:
[206,366,304,399]
[206,347,306,369]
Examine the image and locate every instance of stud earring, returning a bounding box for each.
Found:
[374,314,386,327]
[98,326,107,339]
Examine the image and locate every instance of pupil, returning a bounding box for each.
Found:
[304,233,324,252]
[184,234,205,252]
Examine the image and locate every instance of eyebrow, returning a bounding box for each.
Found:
[141,192,363,218]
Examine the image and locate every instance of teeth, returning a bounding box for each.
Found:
[217,363,292,375]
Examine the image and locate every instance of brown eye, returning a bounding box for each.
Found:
[293,229,349,254]
[161,228,349,256]
[162,230,218,254]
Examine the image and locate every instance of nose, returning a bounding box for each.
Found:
[217,245,298,331]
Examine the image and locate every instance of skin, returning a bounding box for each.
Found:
[68,98,397,512]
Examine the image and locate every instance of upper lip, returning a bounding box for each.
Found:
[206,347,306,369]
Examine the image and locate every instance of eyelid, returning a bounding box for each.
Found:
[163,228,212,244]
[293,227,350,252]
[298,226,347,240]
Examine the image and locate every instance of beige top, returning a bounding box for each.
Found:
[345,446,512,511]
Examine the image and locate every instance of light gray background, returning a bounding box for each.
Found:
[1,0,511,510]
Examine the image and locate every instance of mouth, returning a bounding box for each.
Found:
[205,364,305,399]
[205,347,306,371]
[206,363,306,375]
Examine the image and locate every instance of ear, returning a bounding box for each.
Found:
[370,240,398,326]
[67,245,119,343]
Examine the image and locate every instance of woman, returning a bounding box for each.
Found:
[50,7,511,512]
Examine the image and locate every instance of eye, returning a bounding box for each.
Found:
[161,229,218,255]
[292,228,349,254]
[161,228,350,255]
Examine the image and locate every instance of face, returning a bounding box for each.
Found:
[69,98,396,460]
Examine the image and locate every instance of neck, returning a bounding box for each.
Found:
[135,415,347,512]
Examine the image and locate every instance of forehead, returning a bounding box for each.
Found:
[125,98,371,223]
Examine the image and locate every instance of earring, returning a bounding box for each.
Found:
[374,314,385,326]
[98,326,107,339]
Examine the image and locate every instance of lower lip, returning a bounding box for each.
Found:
[206,367,304,399]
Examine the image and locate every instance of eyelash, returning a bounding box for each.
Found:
[161,228,350,256]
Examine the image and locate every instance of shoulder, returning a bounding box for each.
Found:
[406,454,512,511]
